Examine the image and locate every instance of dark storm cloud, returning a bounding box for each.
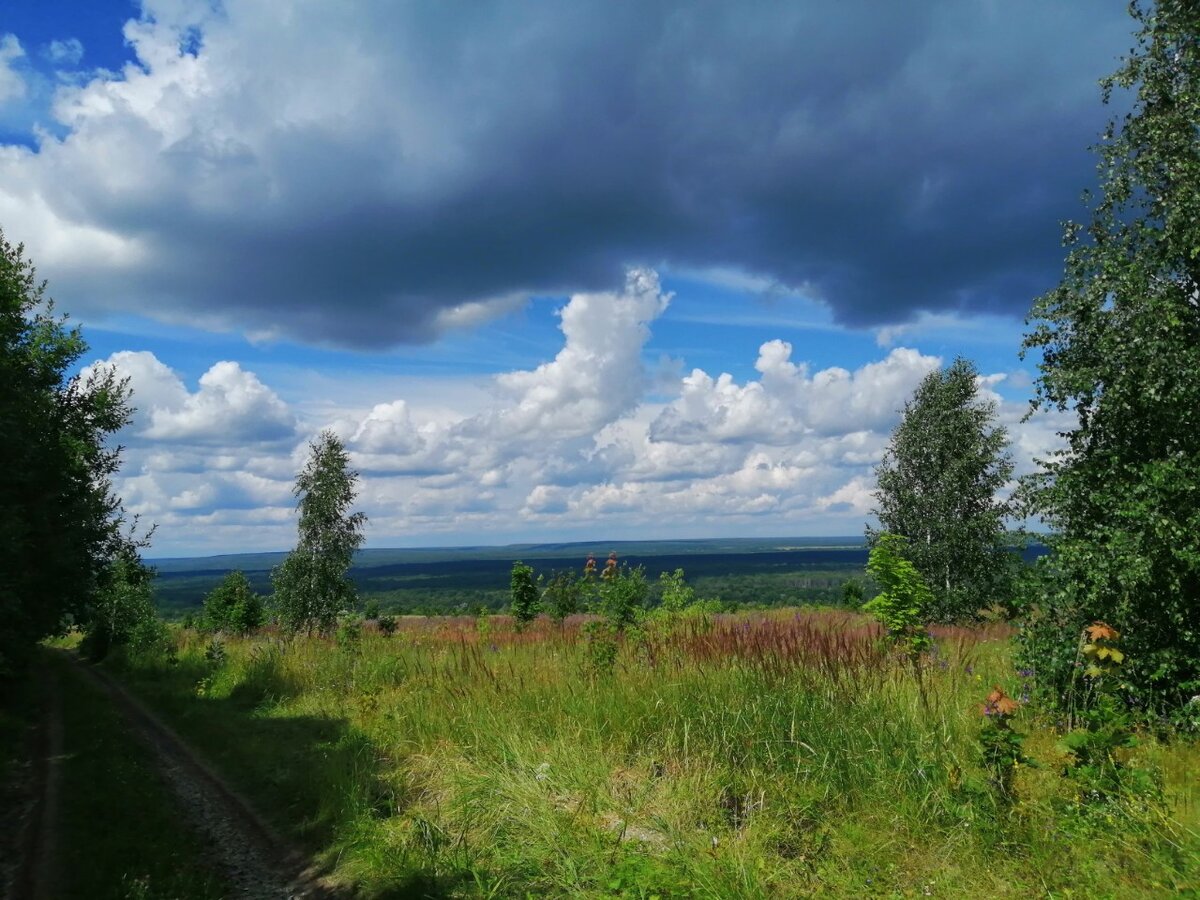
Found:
[9,0,1133,345]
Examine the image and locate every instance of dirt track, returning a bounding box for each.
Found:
[12,652,337,899]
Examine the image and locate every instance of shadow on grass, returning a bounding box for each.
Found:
[109,652,478,896]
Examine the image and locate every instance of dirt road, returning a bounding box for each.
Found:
[11,651,337,899]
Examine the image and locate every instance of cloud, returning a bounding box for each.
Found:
[0,35,26,105]
[0,1,1130,348]
[84,351,298,444]
[473,268,670,442]
[650,343,941,444]
[43,39,84,67]
[86,270,1072,555]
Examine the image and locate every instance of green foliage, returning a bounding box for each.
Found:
[976,686,1031,807]
[1020,1,1200,716]
[335,614,363,651]
[871,357,1016,622]
[376,614,398,636]
[863,534,932,659]
[204,636,227,664]
[657,568,695,614]
[841,578,865,608]
[81,547,165,661]
[271,431,367,636]
[1057,624,1161,804]
[596,564,648,632]
[581,621,620,676]
[541,570,583,626]
[201,570,265,635]
[509,561,540,630]
[0,229,135,677]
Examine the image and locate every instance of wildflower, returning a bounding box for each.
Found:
[981,685,1019,718]
[584,554,597,577]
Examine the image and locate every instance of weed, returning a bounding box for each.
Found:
[977,684,1031,806]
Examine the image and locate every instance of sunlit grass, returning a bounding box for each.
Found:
[112,610,1199,897]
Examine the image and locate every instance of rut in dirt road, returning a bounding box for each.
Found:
[60,652,338,899]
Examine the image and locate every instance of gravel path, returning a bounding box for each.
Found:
[60,652,337,899]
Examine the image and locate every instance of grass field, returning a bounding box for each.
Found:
[105,609,1199,897]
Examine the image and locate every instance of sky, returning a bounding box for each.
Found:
[0,1,1133,557]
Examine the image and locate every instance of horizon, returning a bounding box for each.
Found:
[146,534,869,563]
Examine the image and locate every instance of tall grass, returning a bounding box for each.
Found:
[114,611,1199,897]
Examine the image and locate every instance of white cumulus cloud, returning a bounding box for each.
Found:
[0,35,27,105]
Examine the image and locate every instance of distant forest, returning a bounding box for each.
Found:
[151,536,1046,617]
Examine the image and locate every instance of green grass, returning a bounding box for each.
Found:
[50,651,230,899]
[108,612,1200,897]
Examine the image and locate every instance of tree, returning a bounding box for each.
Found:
[870,357,1015,622]
[509,561,540,630]
[1020,0,1200,714]
[271,431,367,635]
[81,544,164,661]
[864,534,932,661]
[202,570,265,634]
[0,229,136,678]
[541,570,582,627]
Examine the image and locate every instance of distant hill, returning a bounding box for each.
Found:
[149,536,867,573]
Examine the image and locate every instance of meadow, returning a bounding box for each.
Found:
[106,609,1199,898]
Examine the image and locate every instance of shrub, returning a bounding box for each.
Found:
[977,685,1030,806]
[81,549,162,661]
[541,570,583,626]
[597,564,648,632]
[863,534,932,660]
[658,568,695,614]
[1057,624,1160,804]
[841,578,865,608]
[202,570,265,635]
[509,561,540,630]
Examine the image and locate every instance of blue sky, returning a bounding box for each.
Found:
[0,1,1129,556]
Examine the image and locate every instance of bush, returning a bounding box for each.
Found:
[81,550,161,661]
[863,534,932,660]
[202,570,265,635]
[597,564,648,632]
[509,561,540,630]
[541,570,583,626]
